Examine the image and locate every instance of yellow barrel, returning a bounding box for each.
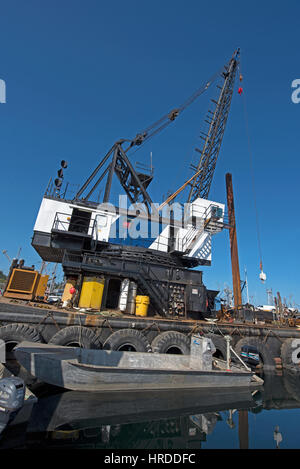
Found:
[79,276,105,310]
[135,295,150,317]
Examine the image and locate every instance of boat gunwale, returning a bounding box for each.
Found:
[66,358,253,377]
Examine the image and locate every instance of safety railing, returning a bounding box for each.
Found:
[53,207,231,255]
[52,212,96,237]
[197,204,230,233]
[45,178,81,200]
[176,226,200,253]
[62,251,83,267]
[176,204,231,253]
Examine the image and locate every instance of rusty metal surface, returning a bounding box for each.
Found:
[226,173,242,309]
[1,297,300,344]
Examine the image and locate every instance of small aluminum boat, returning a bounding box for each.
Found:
[14,340,263,392]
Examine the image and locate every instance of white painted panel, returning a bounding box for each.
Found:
[185,197,225,223]
[34,197,122,242]
[34,198,73,233]
[188,232,212,262]
[149,225,170,252]
[94,213,119,242]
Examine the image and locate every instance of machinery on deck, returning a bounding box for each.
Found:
[2,258,48,302]
[31,50,240,319]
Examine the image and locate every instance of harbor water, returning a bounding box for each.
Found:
[0,370,300,449]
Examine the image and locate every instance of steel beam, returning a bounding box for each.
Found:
[226,173,242,309]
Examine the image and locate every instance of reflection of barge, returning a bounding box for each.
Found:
[28,386,258,432]
[1,370,300,450]
[1,383,259,449]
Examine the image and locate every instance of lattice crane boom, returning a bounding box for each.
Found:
[187,49,240,203]
[73,50,239,209]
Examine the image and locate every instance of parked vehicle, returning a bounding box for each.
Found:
[47,291,63,304]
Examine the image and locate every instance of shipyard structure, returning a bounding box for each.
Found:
[1,50,299,374]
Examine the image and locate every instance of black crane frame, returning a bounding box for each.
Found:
[74,141,154,213]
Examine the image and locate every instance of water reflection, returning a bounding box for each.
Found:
[1,370,300,449]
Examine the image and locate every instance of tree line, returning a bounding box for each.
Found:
[0,271,7,281]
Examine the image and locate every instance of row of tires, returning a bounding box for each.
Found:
[0,323,299,368]
[0,324,191,355]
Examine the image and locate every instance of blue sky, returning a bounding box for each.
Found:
[0,0,299,306]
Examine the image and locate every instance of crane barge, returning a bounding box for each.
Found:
[30,50,239,319]
[2,50,299,373]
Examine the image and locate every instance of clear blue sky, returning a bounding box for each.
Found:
[0,0,299,306]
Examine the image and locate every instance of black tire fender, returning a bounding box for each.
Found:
[151,331,190,355]
[234,336,274,368]
[103,329,151,352]
[205,334,227,359]
[0,324,42,351]
[0,324,42,385]
[49,326,102,349]
[281,338,300,368]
